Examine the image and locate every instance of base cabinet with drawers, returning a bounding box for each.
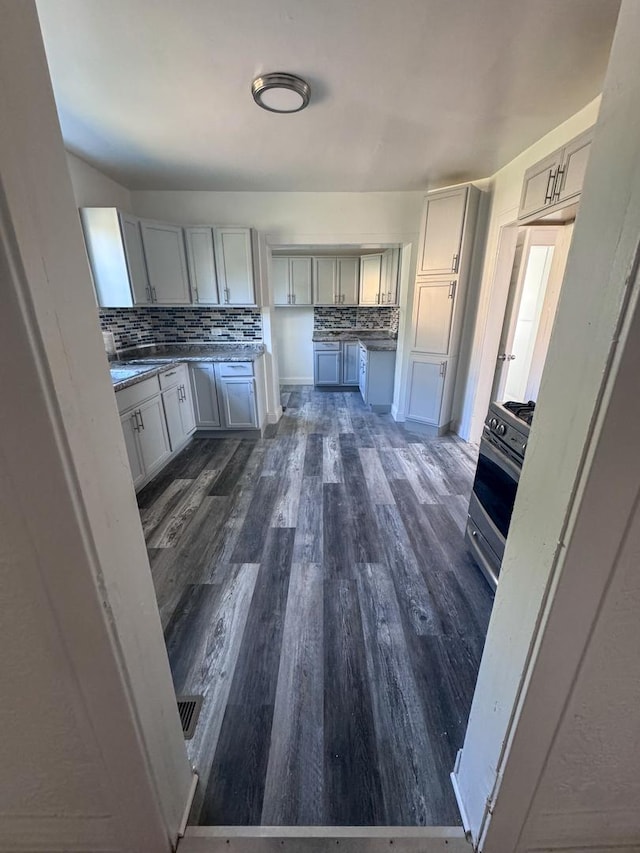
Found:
[189,360,263,430]
[313,341,360,386]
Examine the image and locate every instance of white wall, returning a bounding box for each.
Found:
[273,307,314,384]
[454,2,640,849]
[66,150,132,211]
[0,4,192,850]
[458,97,601,442]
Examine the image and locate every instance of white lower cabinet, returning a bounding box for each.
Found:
[342,342,360,385]
[314,347,342,385]
[118,391,171,489]
[405,355,457,430]
[161,364,196,450]
[218,378,257,428]
[190,363,222,427]
[120,409,146,488]
[189,361,260,429]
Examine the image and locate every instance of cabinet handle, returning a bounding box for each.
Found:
[544,168,557,203]
[151,286,158,303]
[132,412,140,432]
[381,292,386,303]
[225,287,230,304]
[451,253,459,273]
[164,370,176,378]
[292,292,296,304]
[138,409,145,430]
[193,286,199,303]
[448,281,456,300]
[341,293,345,304]
[439,362,446,377]
[287,293,291,304]
[388,290,392,303]
[145,286,151,302]
[553,166,565,201]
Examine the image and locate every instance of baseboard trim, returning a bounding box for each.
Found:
[178,772,199,839]
[279,377,313,385]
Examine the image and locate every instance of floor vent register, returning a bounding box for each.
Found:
[176,695,203,740]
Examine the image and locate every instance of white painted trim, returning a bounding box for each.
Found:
[267,407,283,424]
[178,773,199,839]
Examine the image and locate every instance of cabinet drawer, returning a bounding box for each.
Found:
[116,375,161,413]
[217,361,254,377]
[313,341,341,351]
[158,364,186,390]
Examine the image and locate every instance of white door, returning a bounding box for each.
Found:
[136,395,172,475]
[342,342,360,385]
[519,151,562,220]
[289,257,312,305]
[219,378,257,428]
[313,257,337,304]
[119,213,151,304]
[492,227,562,403]
[406,357,447,425]
[337,257,360,305]
[417,187,467,276]
[557,128,593,204]
[120,410,145,487]
[190,363,221,426]
[162,385,184,450]
[359,254,383,305]
[272,256,291,305]
[184,227,219,304]
[140,221,191,304]
[413,280,456,354]
[215,228,255,305]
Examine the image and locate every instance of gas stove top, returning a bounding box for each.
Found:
[484,400,535,464]
[502,399,536,426]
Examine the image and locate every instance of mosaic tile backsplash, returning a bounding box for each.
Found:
[314,306,399,335]
[99,307,263,350]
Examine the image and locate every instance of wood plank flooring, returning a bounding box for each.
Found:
[138,386,494,827]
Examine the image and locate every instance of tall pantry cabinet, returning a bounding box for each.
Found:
[405,184,482,433]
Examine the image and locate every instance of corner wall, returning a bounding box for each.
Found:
[66,150,133,211]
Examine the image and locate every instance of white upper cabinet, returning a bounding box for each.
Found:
[359,254,384,305]
[273,256,312,305]
[337,257,360,305]
[140,220,191,304]
[313,257,338,304]
[382,247,400,305]
[519,127,594,221]
[417,187,468,276]
[413,280,456,354]
[80,208,151,307]
[184,227,219,304]
[214,227,256,305]
[556,127,594,205]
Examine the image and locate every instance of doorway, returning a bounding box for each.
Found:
[491,225,572,404]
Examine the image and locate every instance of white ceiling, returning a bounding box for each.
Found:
[36,0,620,192]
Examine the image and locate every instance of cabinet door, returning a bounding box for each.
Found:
[178,372,196,436]
[136,395,172,474]
[413,280,456,354]
[359,348,367,397]
[383,248,399,305]
[120,410,145,487]
[314,351,341,385]
[337,257,360,305]
[215,227,256,305]
[119,213,151,304]
[557,128,593,204]
[418,187,468,276]
[342,342,360,385]
[190,363,221,427]
[272,256,291,305]
[313,257,337,304]
[359,254,383,305]
[162,385,184,450]
[218,378,257,428]
[289,257,312,305]
[140,221,191,304]
[406,357,447,425]
[184,227,219,304]
[519,151,562,220]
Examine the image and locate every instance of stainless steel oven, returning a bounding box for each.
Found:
[466,401,534,589]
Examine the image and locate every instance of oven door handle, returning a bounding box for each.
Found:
[480,433,521,481]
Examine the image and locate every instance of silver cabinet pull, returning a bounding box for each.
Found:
[287,293,291,304]
[145,286,152,302]
[132,412,140,432]
[381,292,386,303]
[151,286,158,302]
[193,286,199,303]
[292,293,296,304]
[388,290,392,303]
[224,287,230,304]
[164,370,176,378]
[448,281,456,300]
[451,253,459,273]
[439,361,446,377]
[553,166,565,201]
[544,168,557,203]
[341,293,345,304]
[137,409,145,430]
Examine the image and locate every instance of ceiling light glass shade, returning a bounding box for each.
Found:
[251,73,310,113]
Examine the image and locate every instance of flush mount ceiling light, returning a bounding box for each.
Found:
[251,73,310,114]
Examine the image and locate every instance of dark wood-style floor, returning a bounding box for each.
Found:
[137,386,493,827]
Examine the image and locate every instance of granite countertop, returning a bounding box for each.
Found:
[312,329,397,351]
[109,343,265,391]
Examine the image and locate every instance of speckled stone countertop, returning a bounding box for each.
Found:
[312,329,397,351]
[109,342,265,390]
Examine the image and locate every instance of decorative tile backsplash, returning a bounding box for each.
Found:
[99,307,263,350]
[314,306,399,335]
